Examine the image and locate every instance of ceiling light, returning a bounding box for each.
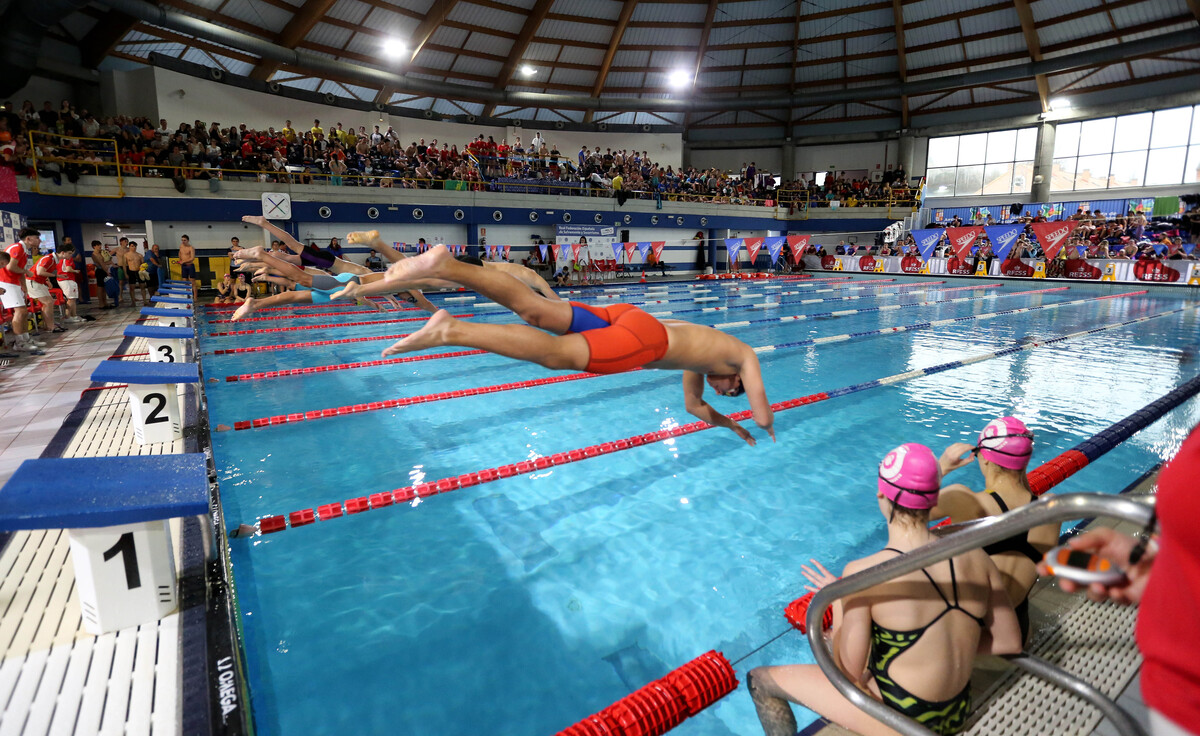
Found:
[382,38,407,59]
[1049,97,1071,111]
[105,221,115,227]
[667,69,690,89]
[520,65,536,77]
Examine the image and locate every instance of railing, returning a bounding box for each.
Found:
[28,131,124,198]
[806,492,1154,736]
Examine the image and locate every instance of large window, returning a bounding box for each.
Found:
[925,127,1037,197]
[1053,105,1200,191]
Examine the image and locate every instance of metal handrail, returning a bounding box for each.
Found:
[806,492,1154,736]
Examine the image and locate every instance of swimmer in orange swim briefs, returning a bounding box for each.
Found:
[337,244,775,445]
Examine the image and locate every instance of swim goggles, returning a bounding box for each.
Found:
[974,430,1035,457]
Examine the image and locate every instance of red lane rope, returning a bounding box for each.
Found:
[109,352,149,358]
[205,296,393,313]
[81,384,128,396]
[208,306,422,324]
[225,349,488,382]
[222,370,606,428]
[208,314,474,337]
[210,333,413,355]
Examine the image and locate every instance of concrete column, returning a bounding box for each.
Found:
[1030,121,1056,203]
[781,143,795,182]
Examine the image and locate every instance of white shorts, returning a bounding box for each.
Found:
[60,280,79,300]
[26,280,51,301]
[0,282,23,309]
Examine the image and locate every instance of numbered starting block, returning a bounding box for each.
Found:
[124,324,193,363]
[152,294,193,310]
[874,259,886,273]
[1188,262,1200,286]
[1033,261,1047,279]
[974,260,989,276]
[1101,263,1118,282]
[141,306,193,329]
[0,454,209,634]
[832,259,844,271]
[90,360,200,445]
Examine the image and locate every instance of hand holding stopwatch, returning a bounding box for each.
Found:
[1043,545,1126,586]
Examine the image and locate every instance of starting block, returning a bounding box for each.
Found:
[0,454,209,634]
[90,360,200,445]
[974,260,989,276]
[874,259,886,273]
[141,307,192,329]
[1033,261,1047,279]
[832,259,843,271]
[153,295,193,310]
[1188,263,1200,286]
[124,324,193,363]
[1101,263,1118,282]
[161,280,189,287]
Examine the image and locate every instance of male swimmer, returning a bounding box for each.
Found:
[351,245,775,445]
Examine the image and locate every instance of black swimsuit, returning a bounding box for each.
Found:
[869,549,987,735]
[980,491,1042,641]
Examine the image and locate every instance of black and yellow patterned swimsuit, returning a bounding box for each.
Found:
[869,549,986,735]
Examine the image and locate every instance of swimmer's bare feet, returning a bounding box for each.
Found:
[242,215,267,228]
[384,244,452,288]
[231,297,257,321]
[329,280,365,301]
[382,309,454,356]
[347,230,385,250]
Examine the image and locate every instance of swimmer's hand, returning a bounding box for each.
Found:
[1037,528,1155,606]
[732,423,757,447]
[330,280,364,301]
[939,442,976,475]
[800,559,838,594]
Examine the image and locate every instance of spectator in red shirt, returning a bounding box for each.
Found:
[54,242,83,323]
[2,228,43,353]
[29,245,63,333]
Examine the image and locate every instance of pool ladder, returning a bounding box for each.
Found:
[804,492,1154,736]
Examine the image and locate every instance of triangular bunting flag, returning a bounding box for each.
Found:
[983,225,1023,261]
[636,242,651,261]
[724,238,743,263]
[623,241,637,259]
[945,227,984,259]
[787,235,810,264]
[910,229,943,262]
[651,242,665,261]
[1029,220,1079,260]
[611,242,623,261]
[745,237,764,265]
[571,243,583,261]
[765,236,784,265]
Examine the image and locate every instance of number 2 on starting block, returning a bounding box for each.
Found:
[126,386,182,444]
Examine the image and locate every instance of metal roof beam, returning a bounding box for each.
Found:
[247,0,337,81]
[584,0,640,122]
[373,0,463,104]
[1013,0,1048,111]
[483,0,554,117]
[891,0,907,127]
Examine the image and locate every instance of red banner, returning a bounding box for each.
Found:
[1001,258,1035,277]
[551,243,562,259]
[623,241,637,259]
[651,242,665,261]
[744,237,764,265]
[571,243,583,261]
[1062,260,1101,280]
[502,245,511,260]
[0,168,17,204]
[1134,260,1182,282]
[820,255,837,270]
[1030,220,1079,261]
[946,256,974,275]
[787,235,810,264]
[945,227,984,260]
[900,255,923,273]
[858,255,876,272]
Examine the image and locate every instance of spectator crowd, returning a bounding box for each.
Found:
[1,99,919,210]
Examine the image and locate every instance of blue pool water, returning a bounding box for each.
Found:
[201,276,1200,736]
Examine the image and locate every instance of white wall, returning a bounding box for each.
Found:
[689,147,783,174]
[9,75,77,112]
[100,67,159,120]
[794,141,898,175]
[142,68,683,169]
[477,224,554,247]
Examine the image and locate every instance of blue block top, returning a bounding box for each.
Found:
[90,359,200,385]
[141,307,193,318]
[161,281,188,286]
[152,297,193,305]
[156,290,190,297]
[124,325,195,340]
[0,454,209,530]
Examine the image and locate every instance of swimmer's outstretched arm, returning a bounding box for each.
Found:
[736,353,775,440]
[242,215,306,254]
[682,371,760,446]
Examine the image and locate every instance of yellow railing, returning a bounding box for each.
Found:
[28,131,124,198]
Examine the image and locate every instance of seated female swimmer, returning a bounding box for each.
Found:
[232,273,251,304]
[749,444,1021,736]
[213,273,235,304]
[931,417,1058,643]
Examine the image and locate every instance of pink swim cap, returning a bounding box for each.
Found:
[977,417,1034,470]
[878,443,941,510]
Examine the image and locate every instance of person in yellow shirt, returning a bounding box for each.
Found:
[310,119,324,138]
[611,172,623,191]
[281,120,297,143]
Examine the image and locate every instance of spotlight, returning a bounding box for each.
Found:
[667,69,690,89]
[520,65,536,77]
[382,38,407,59]
[105,221,115,227]
[1049,97,1071,111]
